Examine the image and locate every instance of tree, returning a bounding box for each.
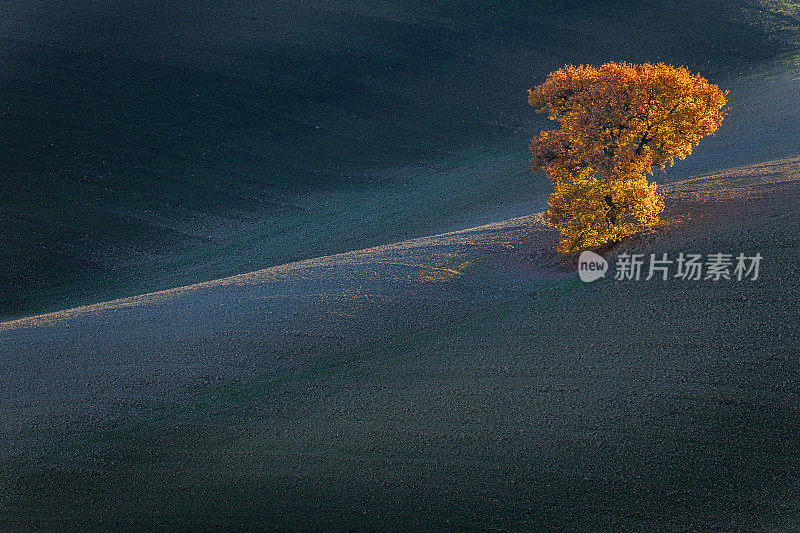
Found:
[528,62,727,253]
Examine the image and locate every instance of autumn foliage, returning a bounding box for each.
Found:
[529,62,727,253]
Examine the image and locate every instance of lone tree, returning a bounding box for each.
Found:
[529,62,727,253]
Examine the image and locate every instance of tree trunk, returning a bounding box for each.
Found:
[604,194,617,226]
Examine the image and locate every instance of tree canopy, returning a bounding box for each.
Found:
[529,62,727,252]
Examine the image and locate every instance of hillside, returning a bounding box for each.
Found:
[3,0,800,319]
[1,157,799,529]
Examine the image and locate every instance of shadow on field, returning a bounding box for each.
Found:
[1,159,799,530]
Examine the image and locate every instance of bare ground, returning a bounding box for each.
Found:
[1,158,799,530]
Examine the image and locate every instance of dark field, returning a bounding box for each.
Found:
[2,158,799,530]
[3,2,800,531]
[2,0,800,318]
